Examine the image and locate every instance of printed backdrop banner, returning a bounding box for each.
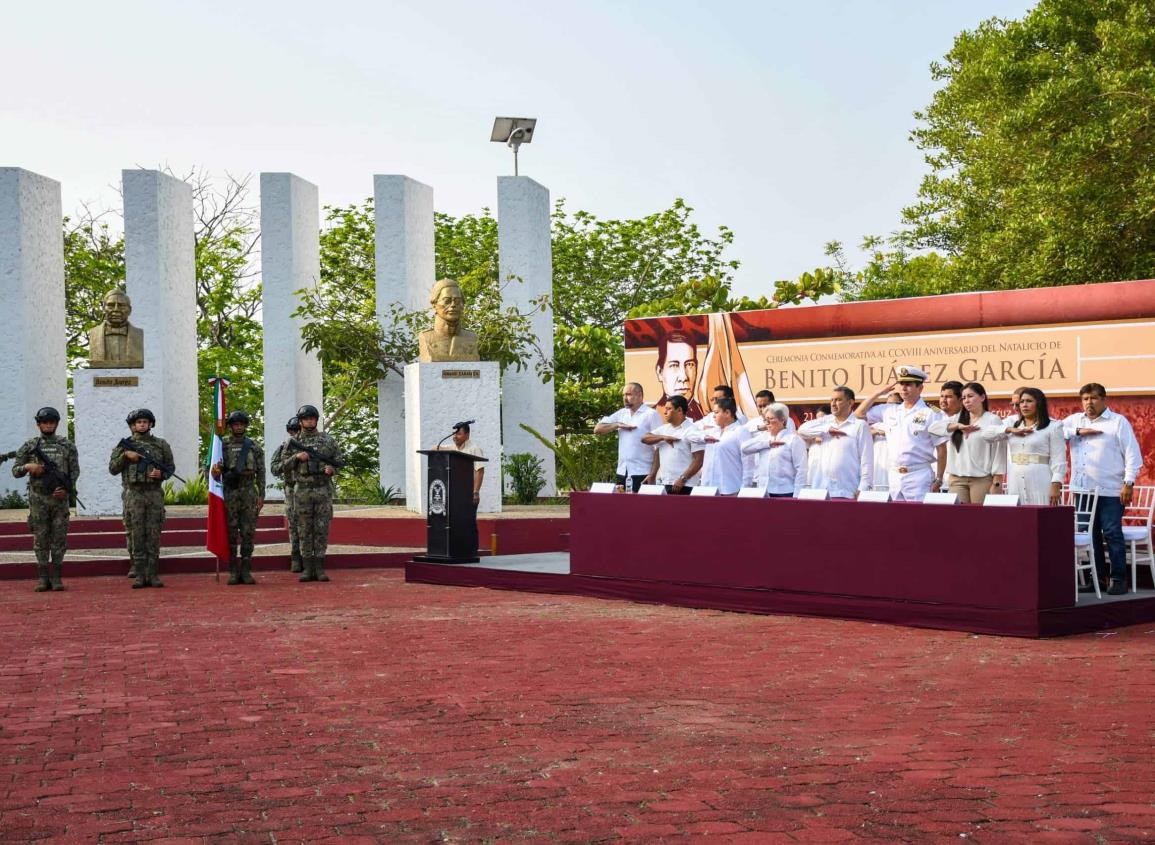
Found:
[624,278,1155,485]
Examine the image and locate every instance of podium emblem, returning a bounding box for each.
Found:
[429,479,447,515]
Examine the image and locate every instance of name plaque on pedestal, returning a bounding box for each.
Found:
[441,369,481,379]
[93,376,140,387]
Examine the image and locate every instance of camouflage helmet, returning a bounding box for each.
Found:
[286,416,301,432]
[226,410,250,426]
[126,408,156,427]
[34,407,61,423]
[296,404,320,421]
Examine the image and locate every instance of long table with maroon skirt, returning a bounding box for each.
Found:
[566,492,1150,637]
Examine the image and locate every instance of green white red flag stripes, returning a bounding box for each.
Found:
[206,376,230,562]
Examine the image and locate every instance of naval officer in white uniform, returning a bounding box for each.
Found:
[855,366,948,501]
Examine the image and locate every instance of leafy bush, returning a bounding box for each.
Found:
[163,474,209,505]
[337,473,403,505]
[519,424,617,492]
[503,452,546,505]
[0,489,28,509]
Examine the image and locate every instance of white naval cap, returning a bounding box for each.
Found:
[896,365,930,383]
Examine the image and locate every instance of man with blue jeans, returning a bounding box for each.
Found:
[1064,383,1144,595]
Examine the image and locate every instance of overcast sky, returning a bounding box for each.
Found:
[3,0,1035,299]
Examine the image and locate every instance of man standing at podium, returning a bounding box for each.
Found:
[445,421,485,554]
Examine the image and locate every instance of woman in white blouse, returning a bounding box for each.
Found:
[928,381,1007,504]
[1005,387,1065,505]
[741,403,807,497]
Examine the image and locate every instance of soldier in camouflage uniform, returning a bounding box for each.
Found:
[11,407,80,592]
[269,416,303,573]
[110,408,175,589]
[280,404,343,582]
[211,410,265,585]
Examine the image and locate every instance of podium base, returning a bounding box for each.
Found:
[412,554,480,565]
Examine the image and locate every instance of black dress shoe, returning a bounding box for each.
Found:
[1107,580,1129,596]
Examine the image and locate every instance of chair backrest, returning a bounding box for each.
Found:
[1063,487,1099,534]
[1123,484,1155,529]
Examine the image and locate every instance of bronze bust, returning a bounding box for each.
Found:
[88,288,144,369]
[417,278,480,363]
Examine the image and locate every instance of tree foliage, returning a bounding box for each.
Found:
[902,0,1155,290]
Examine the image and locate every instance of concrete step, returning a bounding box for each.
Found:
[0,514,285,536]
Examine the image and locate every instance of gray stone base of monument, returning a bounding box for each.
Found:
[404,361,501,515]
[74,369,162,516]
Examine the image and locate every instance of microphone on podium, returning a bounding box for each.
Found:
[437,420,476,449]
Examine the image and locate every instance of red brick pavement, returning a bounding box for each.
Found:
[1,571,1154,843]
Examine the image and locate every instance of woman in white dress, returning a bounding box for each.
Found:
[928,381,1007,504]
[1005,387,1065,506]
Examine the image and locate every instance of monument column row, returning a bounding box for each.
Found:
[0,167,555,513]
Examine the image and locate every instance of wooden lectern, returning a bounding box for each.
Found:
[413,449,488,563]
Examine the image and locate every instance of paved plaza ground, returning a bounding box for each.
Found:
[2,570,1154,843]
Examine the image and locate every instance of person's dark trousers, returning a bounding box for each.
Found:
[664,484,693,495]
[1091,495,1127,584]
[616,474,646,493]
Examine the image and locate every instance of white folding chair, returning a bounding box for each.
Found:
[1123,485,1155,592]
[1065,487,1101,602]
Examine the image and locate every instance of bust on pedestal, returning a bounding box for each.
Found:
[406,278,501,545]
[74,288,156,515]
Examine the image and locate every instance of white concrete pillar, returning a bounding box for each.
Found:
[260,172,324,498]
[122,169,199,485]
[374,175,434,497]
[0,168,66,497]
[497,176,556,495]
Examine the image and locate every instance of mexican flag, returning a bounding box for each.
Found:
[206,376,230,562]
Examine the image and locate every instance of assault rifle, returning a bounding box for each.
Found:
[0,450,16,465]
[31,441,85,509]
[288,438,344,475]
[117,438,189,485]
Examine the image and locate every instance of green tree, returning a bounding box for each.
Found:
[902,0,1155,290]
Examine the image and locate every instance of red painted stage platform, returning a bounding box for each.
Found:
[407,493,1155,638]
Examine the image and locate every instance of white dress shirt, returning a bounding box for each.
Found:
[796,415,874,497]
[741,430,807,496]
[599,404,661,476]
[1063,408,1144,496]
[651,419,705,486]
[928,411,1007,477]
[711,421,750,495]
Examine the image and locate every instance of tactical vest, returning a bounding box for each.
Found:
[25,436,72,495]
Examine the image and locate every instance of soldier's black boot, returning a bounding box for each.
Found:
[131,558,148,589]
[34,561,51,592]
[299,558,317,582]
[147,558,165,588]
[315,557,330,582]
[126,562,137,578]
[240,557,256,585]
[289,554,303,574]
[227,555,241,585]
[49,552,65,591]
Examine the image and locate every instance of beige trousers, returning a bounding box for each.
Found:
[949,474,993,505]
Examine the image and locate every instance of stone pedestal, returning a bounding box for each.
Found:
[260,172,323,499]
[0,168,66,497]
[122,169,198,493]
[375,175,434,496]
[74,370,175,515]
[497,176,556,495]
[404,361,501,515]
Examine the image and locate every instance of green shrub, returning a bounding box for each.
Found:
[163,474,209,505]
[503,452,546,504]
[336,473,403,505]
[0,489,28,509]
[519,424,617,492]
